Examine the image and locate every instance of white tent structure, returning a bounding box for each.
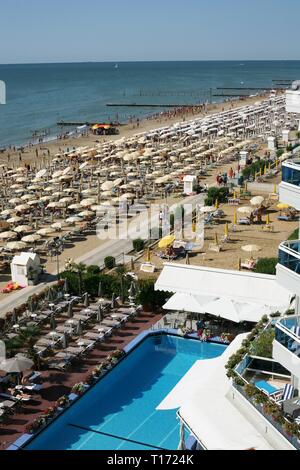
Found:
[156,264,292,322]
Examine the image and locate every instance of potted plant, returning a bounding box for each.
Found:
[283,421,300,438]
[55,395,70,409]
[71,382,86,396]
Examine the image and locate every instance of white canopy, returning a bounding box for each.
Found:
[155,263,292,307]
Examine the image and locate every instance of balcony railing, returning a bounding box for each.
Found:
[233,383,300,450]
[275,315,300,358]
[282,160,300,187]
[278,240,300,276]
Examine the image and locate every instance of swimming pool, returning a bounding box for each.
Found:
[25,334,226,450]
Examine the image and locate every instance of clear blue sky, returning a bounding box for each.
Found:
[1,0,300,63]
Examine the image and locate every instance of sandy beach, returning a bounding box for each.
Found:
[0,93,272,168]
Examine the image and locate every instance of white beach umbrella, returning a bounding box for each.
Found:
[66,216,83,224]
[80,198,96,207]
[15,204,30,212]
[200,206,215,214]
[68,203,82,210]
[21,194,35,201]
[78,210,94,218]
[101,181,114,191]
[1,209,14,217]
[250,196,265,206]
[8,198,22,205]
[14,225,33,233]
[0,355,33,373]
[22,234,41,243]
[37,227,54,236]
[51,221,68,230]
[241,244,262,256]
[6,241,27,250]
[0,231,17,240]
[28,199,40,206]
[7,216,23,224]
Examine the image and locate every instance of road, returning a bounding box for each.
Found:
[0,193,205,317]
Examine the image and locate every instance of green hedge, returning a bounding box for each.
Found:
[253,258,278,275]
[204,186,229,206]
[288,228,299,240]
[242,159,268,181]
[133,238,145,252]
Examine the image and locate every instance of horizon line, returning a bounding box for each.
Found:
[1,58,300,66]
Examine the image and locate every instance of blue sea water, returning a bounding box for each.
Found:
[1,60,300,147]
[25,334,226,450]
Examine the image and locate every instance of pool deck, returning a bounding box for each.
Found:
[0,311,162,450]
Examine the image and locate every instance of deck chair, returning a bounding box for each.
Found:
[271,384,295,403]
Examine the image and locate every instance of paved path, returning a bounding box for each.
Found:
[0,193,204,317]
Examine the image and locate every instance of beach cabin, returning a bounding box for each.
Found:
[11,252,41,287]
[267,136,277,151]
[239,151,248,169]
[183,175,197,195]
[282,129,291,143]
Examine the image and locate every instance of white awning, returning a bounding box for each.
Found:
[155,263,292,307]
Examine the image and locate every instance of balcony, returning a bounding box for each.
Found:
[279,160,300,210]
[277,240,300,296]
[273,315,300,379]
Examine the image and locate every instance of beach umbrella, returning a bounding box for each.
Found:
[50,314,57,331]
[37,227,54,236]
[1,209,14,217]
[8,198,22,205]
[233,210,237,225]
[0,231,17,240]
[68,203,82,210]
[14,225,33,233]
[242,244,262,258]
[78,210,94,219]
[51,221,67,231]
[0,355,33,373]
[66,216,83,224]
[83,292,89,308]
[22,234,41,243]
[76,320,83,336]
[277,203,290,210]
[101,181,114,191]
[97,305,103,323]
[6,241,27,251]
[80,198,96,207]
[199,206,215,214]
[14,204,29,212]
[237,206,253,215]
[158,235,175,249]
[250,196,264,206]
[266,213,270,225]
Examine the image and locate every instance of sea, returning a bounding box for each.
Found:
[1,60,300,148]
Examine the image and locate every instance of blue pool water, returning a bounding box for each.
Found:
[25,335,226,450]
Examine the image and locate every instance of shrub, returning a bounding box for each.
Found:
[251,329,275,358]
[55,395,70,408]
[71,382,86,396]
[133,238,145,252]
[86,265,101,275]
[283,421,300,437]
[104,256,116,270]
[136,279,171,310]
[253,258,278,275]
[205,187,229,206]
[276,149,284,158]
[288,228,299,240]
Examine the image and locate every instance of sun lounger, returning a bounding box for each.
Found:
[83,332,105,341]
[255,380,278,395]
[238,218,251,225]
[241,259,256,270]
